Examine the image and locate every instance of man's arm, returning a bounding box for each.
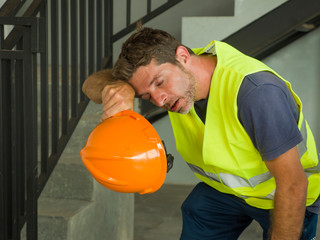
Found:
[265,146,308,240]
[82,69,114,104]
[82,69,135,120]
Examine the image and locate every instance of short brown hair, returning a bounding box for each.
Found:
[112,26,194,81]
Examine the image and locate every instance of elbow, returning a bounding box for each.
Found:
[299,172,308,191]
[276,173,309,202]
[291,173,308,200]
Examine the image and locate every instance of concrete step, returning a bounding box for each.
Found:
[39,102,103,200]
[33,100,134,240]
[37,197,94,240]
[20,197,94,240]
[40,155,94,201]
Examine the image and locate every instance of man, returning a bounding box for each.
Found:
[82,26,320,239]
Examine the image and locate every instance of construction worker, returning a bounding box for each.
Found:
[82,26,320,240]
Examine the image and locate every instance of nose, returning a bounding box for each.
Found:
[151,91,167,107]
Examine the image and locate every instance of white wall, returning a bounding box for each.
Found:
[112,0,234,63]
[182,0,287,47]
[152,115,200,185]
[263,28,320,146]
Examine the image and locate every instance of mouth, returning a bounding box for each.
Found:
[170,99,179,112]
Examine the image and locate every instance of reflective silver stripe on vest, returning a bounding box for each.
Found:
[265,190,275,200]
[187,163,220,183]
[297,120,308,158]
[187,119,319,199]
[220,171,272,188]
[239,189,275,200]
[188,162,272,189]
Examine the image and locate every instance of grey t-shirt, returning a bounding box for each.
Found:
[194,71,320,213]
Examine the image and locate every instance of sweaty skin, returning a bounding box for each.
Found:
[127,47,215,114]
[81,69,135,121]
[128,59,197,114]
[100,80,135,120]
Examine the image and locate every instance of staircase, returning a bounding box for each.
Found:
[4,0,319,239]
[182,0,287,46]
[1,0,184,239]
[20,101,134,240]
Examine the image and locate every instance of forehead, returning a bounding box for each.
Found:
[128,60,159,93]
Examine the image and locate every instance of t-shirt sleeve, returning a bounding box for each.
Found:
[237,72,303,161]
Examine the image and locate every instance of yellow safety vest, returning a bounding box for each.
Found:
[168,41,320,209]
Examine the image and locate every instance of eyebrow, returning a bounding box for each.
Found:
[135,74,160,98]
[149,74,159,87]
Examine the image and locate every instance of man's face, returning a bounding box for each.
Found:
[129,59,197,114]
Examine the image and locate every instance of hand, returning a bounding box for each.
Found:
[101,80,135,121]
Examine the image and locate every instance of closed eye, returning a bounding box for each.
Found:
[156,80,164,87]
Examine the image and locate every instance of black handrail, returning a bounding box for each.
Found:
[1,16,40,240]
[0,0,183,239]
[223,0,320,60]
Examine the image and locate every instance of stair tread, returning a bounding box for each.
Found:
[38,197,93,218]
[59,155,85,165]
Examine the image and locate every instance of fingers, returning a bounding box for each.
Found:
[100,80,135,121]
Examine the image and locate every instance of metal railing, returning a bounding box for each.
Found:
[0,0,183,239]
[224,0,320,59]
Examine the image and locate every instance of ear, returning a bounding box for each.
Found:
[175,46,191,66]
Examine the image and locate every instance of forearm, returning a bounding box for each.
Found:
[82,69,115,104]
[270,183,307,239]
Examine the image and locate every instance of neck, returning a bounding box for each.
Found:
[190,54,217,101]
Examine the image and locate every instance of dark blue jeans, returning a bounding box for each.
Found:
[180,182,318,240]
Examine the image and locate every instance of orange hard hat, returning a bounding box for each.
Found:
[80,110,171,194]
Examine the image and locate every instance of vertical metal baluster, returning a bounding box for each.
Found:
[51,0,59,154]
[88,0,95,75]
[104,0,113,69]
[61,0,69,135]
[96,0,102,70]
[40,0,49,177]
[0,41,12,240]
[79,0,87,101]
[147,0,151,14]
[0,22,7,240]
[71,0,78,117]
[126,0,131,27]
[11,59,19,240]
[24,25,38,240]
[15,37,25,239]
[15,55,25,236]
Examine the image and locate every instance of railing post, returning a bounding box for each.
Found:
[0,1,184,239]
[0,33,11,240]
[0,20,28,240]
[0,21,5,240]
[104,0,113,69]
[88,0,95,75]
[79,0,87,101]
[23,24,38,240]
[70,0,78,118]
